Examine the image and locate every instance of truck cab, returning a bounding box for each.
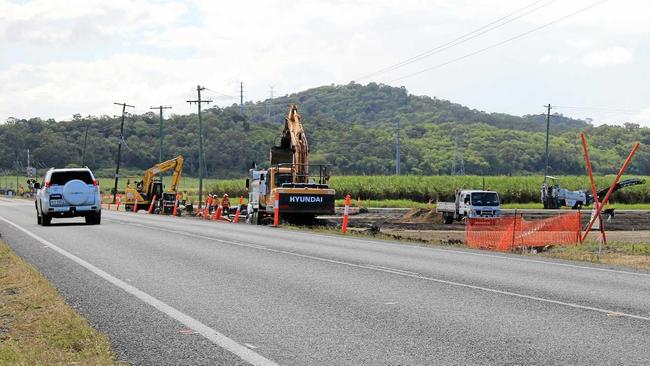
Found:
[437,190,501,224]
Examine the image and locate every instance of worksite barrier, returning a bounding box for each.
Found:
[465,212,581,252]
[273,191,280,226]
[233,196,243,223]
[147,195,157,214]
[172,194,180,216]
[342,194,351,234]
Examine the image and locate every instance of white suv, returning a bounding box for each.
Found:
[35,168,101,226]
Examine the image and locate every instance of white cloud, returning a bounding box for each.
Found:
[0,0,189,45]
[581,47,634,68]
[632,108,650,126]
[1,0,650,125]
[539,54,569,64]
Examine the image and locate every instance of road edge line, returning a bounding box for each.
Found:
[118,219,650,322]
[0,215,279,366]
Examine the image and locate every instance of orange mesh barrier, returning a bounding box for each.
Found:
[466,212,581,252]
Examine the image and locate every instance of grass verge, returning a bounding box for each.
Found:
[295,223,650,271]
[541,241,650,271]
[0,240,121,365]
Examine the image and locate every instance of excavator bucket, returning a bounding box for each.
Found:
[270,146,293,165]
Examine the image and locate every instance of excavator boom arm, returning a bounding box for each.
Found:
[141,155,184,195]
[270,105,309,183]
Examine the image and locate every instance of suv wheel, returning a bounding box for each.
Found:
[85,212,101,225]
[42,214,52,226]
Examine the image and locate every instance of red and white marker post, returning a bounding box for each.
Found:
[147,195,157,214]
[273,191,280,226]
[233,196,243,223]
[116,196,121,211]
[132,198,138,213]
[342,194,351,234]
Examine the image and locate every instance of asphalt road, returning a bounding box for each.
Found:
[0,198,648,365]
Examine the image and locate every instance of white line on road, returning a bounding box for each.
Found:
[116,219,650,322]
[0,216,279,366]
[365,264,419,276]
[304,230,650,278]
[104,210,650,278]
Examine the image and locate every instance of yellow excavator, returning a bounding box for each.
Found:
[245,105,335,225]
[124,155,184,214]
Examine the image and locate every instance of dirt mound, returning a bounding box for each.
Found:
[398,208,443,224]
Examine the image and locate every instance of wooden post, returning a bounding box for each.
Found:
[582,142,640,241]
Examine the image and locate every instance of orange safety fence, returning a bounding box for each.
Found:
[466,212,581,252]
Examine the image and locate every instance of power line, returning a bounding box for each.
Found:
[203,87,238,99]
[388,0,609,82]
[553,105,639,113]
[357,0,556,81]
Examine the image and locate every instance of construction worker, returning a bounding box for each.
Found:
[181,190,188,205]
[222,193,230,214]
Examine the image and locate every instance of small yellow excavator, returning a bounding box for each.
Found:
[246,105,335,225]
[124,155,184,214]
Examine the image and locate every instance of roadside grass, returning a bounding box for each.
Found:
[291,222,650,271]
[541,241,650,270]
[0,241,122,365]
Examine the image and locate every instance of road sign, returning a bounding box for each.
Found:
[26,166,36,177]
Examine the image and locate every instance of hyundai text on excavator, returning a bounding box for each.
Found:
[246,105,335,225]
[124,155,184,214]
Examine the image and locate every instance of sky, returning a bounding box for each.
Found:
[0,0,648,125]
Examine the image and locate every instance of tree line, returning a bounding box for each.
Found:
[1,82,648,178]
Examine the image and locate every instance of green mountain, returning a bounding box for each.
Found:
[1,82,648,178]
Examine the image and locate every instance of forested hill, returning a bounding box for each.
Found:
[243,83,590,134]
[1,82,648,178]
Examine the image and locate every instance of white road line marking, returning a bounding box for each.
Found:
[0,216,279,366]
[104,213,650,278]
[304,230,650,278]
[116,220,650,322]
[366,264,419,276]
[384,302,398,305]
[244,343,259,349]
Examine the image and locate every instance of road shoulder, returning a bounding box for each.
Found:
[0,239,122,365]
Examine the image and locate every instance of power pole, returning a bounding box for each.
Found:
[451,123,465,176]
[187,85,212,208]
[267,85,275,123]
[150,105,172,162]
[81,121,89,166]
[543,104,552,183]
[396,118,401,175]
[239,82,244,116]
[112,102,135,204]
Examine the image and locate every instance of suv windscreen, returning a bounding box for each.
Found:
[471,192,499,206]
[50,171,93,185]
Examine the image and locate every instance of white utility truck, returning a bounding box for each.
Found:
[436,190,501,224]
